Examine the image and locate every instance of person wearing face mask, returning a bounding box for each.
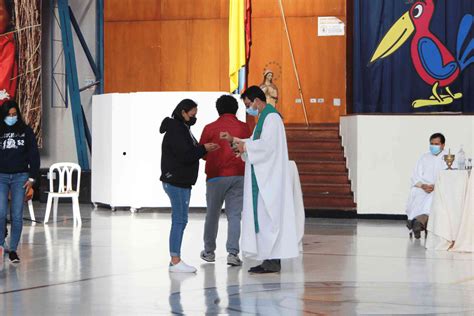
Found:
[0,100,40,262]
[406,133,450,239]
[221,86,303,274]
[160,99,219,273]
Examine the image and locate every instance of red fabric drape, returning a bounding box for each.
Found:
[0,33,18,106]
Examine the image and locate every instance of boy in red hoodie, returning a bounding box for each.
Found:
[199,95,251,266]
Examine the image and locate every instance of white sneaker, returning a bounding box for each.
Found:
[169,261,197,273]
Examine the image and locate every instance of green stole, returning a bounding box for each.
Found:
[251,104,280,233]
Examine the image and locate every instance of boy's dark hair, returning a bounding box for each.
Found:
[429,133,445,144]
[240,86,266,103]
[216,95,238,115]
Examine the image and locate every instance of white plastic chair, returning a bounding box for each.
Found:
[44,163,82,225]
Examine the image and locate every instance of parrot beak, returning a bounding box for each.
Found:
[370,12,415,64]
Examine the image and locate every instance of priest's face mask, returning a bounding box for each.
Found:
[429,137,445,155]
[243,97,259,116]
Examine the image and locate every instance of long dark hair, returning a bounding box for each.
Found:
[171,99,197,122]
[1,100,26,133]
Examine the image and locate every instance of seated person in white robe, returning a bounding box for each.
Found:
[406,133,449,239]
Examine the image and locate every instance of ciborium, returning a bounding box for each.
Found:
[443,150,455,170]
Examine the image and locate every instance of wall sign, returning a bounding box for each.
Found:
[318,17,345,37]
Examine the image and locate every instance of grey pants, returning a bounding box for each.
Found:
[204,176,244,255]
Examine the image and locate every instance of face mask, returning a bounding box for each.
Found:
[430,145,442,155]
[4,116,17,126]
[246,107,259,117]
[186,117,197,126]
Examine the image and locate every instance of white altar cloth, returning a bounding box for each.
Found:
[426,170,470,251]
[451,171,474,252]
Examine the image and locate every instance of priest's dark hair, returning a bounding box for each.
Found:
[171,99,197,122]
[241,86,266,103]
[429,133,445,144]
[0,100,27,133]
[216,95,238,115]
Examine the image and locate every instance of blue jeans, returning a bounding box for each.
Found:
[163,182,191,257]
[0,172,28,252]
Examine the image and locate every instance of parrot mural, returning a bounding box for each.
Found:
[370,0,474,108]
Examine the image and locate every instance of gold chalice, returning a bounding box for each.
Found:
[444,153,455,170]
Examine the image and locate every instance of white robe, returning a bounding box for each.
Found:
[241,113,302,260]
[406,150,449,220]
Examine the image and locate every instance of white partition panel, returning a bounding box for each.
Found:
[340,115,474,215]
[92,92,246,209]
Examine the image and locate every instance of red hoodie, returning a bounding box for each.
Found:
[199,114,252,180]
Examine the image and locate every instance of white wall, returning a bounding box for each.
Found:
[40,0,97,167]
[340,115,474,215]
[91,92,247,209]
[340,116,358,203]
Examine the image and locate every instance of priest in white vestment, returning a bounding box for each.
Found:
[406,133,449,239]
[221,86,304,274]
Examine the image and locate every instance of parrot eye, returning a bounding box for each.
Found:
[413,4,423,19]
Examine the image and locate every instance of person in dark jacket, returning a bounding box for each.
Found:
[0,100,40,263]
[160,99,219,273]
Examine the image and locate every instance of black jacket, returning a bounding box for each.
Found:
[0,123,40,178]
[160,117,207,188]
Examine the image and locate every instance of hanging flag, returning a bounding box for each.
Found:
[239,0,251,92]
[229,0,245,93]
[245,0,251,62]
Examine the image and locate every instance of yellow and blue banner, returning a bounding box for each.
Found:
[229,0,249,93]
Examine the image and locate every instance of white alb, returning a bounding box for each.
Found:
[241,113,304,261]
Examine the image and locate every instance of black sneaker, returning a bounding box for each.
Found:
[248,264,262,273]
[412,220,423,239]
[248,265,278,274]
[9,251,20,263]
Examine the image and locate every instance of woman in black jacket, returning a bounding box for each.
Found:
[160,99,218,273]
[0,100,40,263]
